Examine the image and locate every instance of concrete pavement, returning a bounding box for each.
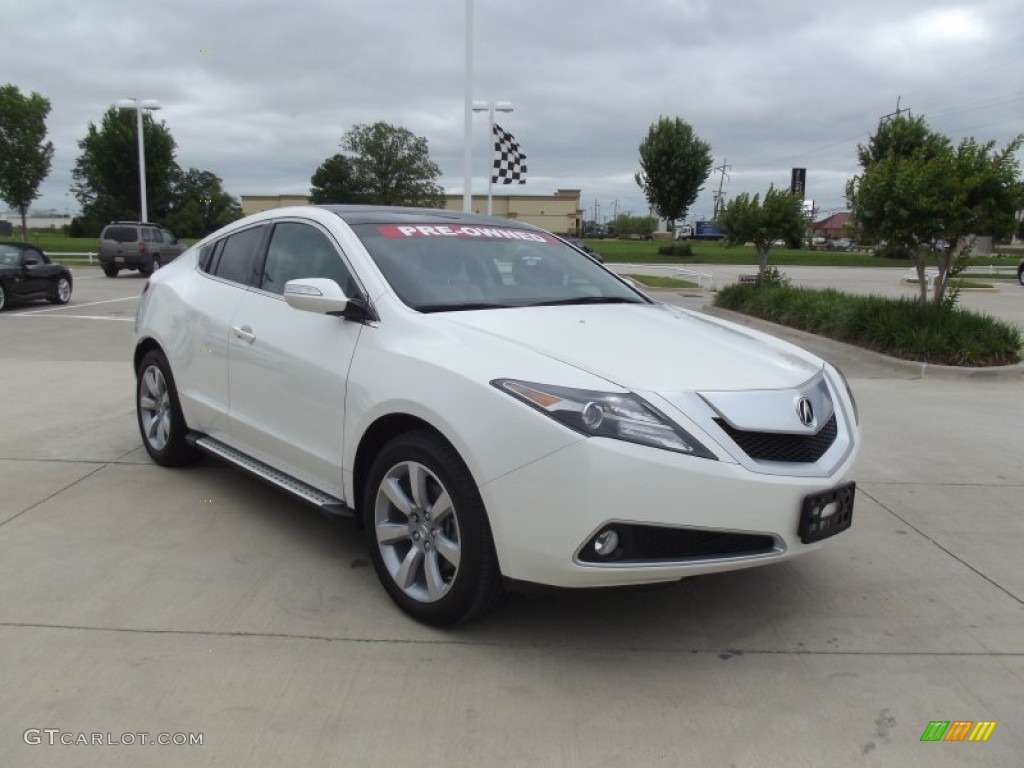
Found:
[1,267,1021,767]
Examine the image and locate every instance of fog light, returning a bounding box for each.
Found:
[593,529,619,557]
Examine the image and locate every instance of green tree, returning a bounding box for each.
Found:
[164,168,242,238]
[338,122,445,207]
[0,84,55,240]
[635,116,713,226]
[718,187,805,275]
[310,153,369,204]
[847,115,1023,305]
[612,213,658,238]
[71,106,180,227]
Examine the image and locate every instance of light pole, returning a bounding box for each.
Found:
[471,100,513,215]
[117,98,161,222]
[462,0,474,213]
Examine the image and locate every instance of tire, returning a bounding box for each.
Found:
[363,431,503,626]
[48,276,72,305]
[103,265,119,278]
[0,282,6,311]
[136,349,203,467]
[1018,267,1024,286]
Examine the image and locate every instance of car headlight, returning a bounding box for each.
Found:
[830,365,859,425]
[493,379,716,459]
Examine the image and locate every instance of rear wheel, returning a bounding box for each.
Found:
[0,282,6,311]
[136,350,203,467]
[48,276,71,305]
[364,431,503,626]
[1018,266,1024,286]
[102,265,119,278]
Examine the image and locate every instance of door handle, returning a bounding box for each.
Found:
[231,325,256,343]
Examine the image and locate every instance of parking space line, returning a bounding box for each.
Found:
[17,297,139,314]
[4,314,135,322]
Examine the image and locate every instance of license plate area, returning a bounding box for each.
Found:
[799,482,855,543]
[115,256,125,264]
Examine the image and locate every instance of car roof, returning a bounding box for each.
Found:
[0,241,41,251]
[317,205,545,230]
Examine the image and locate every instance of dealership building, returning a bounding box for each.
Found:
[240,189,583,235]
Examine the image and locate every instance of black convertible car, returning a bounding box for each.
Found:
[0,242,73,311]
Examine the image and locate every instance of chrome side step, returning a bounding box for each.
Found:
[188,434,355,519]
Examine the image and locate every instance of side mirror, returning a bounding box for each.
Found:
[284,278,365,319]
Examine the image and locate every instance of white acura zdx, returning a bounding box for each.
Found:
[134,206,859,626]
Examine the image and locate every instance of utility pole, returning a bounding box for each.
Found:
[610,199,619,224]
[880,96,910,123]
[712,158,731,219]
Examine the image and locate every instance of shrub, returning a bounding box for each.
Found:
[875,242,913,260]
[656,243,693,258]
[713,283,1021,366]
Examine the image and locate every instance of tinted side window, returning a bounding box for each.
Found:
[103,226,138,243]
[260,222,356,296]
[142,229,154,243]
[212,226,266,286]
[197,242,215,272]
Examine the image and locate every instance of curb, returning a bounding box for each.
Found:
[700,305,1024,381]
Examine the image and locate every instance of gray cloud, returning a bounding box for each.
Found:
[4,0,1022,223]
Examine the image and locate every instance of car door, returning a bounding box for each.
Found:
[18,248,50,297]
[175,225,268,439]
[227,219,363,499]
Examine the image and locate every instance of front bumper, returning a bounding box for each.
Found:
[480,434,858,588]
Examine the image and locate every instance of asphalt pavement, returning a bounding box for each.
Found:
[1,266,1021,767]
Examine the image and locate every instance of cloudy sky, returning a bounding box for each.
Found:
[4,0,1022,224]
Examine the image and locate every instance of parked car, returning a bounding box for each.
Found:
[133,206,860,626]
[98,222,184,277]
[0,242,73,311]
[825,238,853,251]
[560,236,604,263]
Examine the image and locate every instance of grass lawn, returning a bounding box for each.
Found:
[586,238,1021,269]
[14,230,199,253]
[625,274,699,289]
[905,278,996,289]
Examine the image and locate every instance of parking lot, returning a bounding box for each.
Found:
[1,266,1022,767]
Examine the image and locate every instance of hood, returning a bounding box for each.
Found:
[437,303,822,392]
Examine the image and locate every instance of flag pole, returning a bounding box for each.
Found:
[461,0,474,212]
[487,104,495,216]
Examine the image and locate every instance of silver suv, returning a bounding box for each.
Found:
[98,222,185,277]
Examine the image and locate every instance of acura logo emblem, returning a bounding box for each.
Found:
[796,397,815,427]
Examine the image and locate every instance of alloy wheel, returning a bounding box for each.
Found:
[138,364,172,452]
[374,461,462,603]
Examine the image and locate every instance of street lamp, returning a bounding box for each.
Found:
[472,100,513,215]
[116,98,162,223]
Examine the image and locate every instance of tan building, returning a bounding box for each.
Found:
[240,190,583,235]
[240,195,316,216]
[443,189,582,235]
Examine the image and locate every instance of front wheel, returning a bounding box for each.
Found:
[136,350,203,467]
[364,431,503,626]
[1018,267,1024,286]
[48,276,72,305]
[0,282,6,311]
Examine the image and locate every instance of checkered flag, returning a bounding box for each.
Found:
[492,123,527,184]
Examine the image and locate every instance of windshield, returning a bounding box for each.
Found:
[352,223,647,312]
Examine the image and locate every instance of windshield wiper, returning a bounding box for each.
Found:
[524,296,645,307]
[417,302,515,313]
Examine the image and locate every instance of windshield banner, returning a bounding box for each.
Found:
[376,225,555,243]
